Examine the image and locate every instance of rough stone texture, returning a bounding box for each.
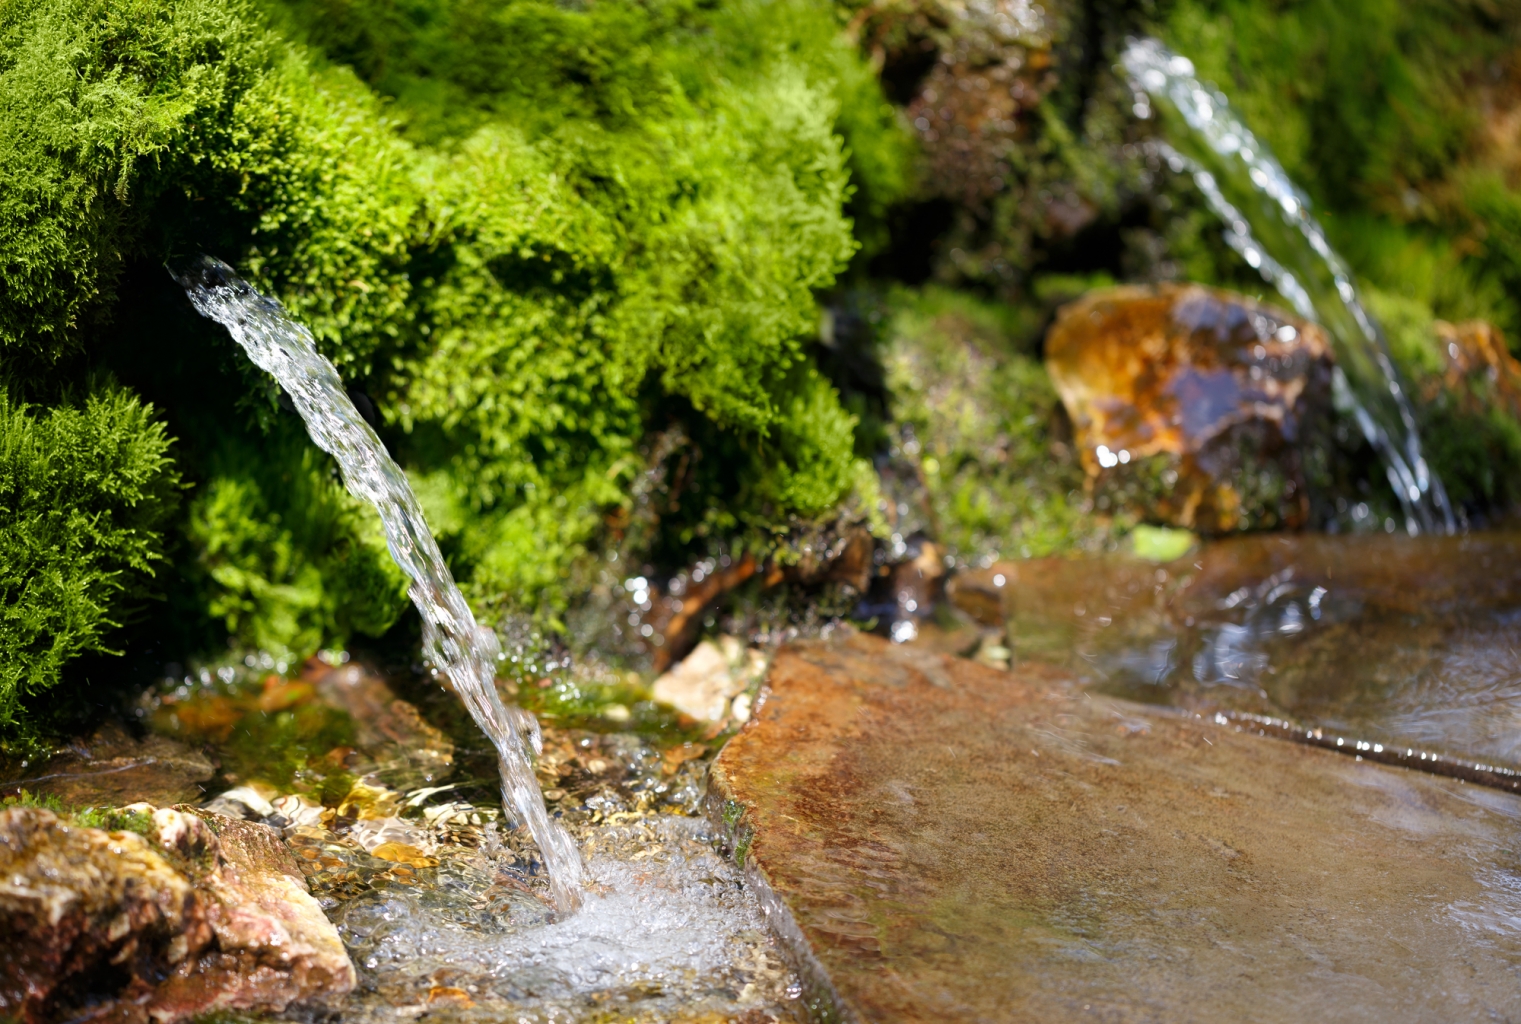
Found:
[711,632,1521,1023]
[1,723,214,807]
[653,638,767,724]
[0,805,354,1024]
[1045,284,1333,532]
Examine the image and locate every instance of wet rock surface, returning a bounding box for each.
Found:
[0,804,353,1024]
[133,655,807,1023]
[271,718,804,1024]
[1,723,214,807]
[712,632,1521,1023]
[949,531,1521,766]
[1045,284,1335,532]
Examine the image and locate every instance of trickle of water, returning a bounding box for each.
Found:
[174,256,584,913]
[1122,37,1456,535]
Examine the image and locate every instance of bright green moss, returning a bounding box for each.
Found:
[0,0,903,689]
[0,384,179,738]
[253,0,899,620]
[184,427,410,659]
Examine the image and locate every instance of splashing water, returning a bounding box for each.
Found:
[1122,37,1456,535]
[174,256,584,913]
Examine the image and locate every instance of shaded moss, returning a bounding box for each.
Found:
[1162,0,1521,336]
[1366,287,1521,518]
[880,286,1124,563]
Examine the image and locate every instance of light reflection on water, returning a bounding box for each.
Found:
[960,532,1521,766]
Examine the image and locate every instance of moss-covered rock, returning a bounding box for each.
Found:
[0,0,908,709]
[879,286,1117,564]
[1366,287,1521,521]
[0,384,179,742]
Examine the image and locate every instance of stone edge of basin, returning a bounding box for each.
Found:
[701,627,1521,1024]
[704,777,856,1024]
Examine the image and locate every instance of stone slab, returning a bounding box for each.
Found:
[711,632,1521,1023]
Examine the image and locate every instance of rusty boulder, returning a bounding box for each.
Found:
[1045,284,1335,532]
[0,805,353,1024]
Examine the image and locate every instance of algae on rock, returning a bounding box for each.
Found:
[879,286,1120,565]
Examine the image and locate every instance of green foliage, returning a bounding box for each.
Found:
[72,805,155,835]
[251,0,898,619]
[0,0,422,376]
[1365,287,1521,514]
[751,370,864,517]
[0,0,903,697]
[0,384,179,737]
[0,789,152,834]
[0,790,66,814]
[1162,0,1521,336]
[881,287,1122,562]
[184,427,410,659]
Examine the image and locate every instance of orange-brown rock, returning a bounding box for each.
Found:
[1433,318,1521,419]
[711,632,1521,1023]
[0,805,354,1024]
[1045,284,1334,532]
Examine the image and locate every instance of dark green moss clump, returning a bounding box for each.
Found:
[0,385,179,741]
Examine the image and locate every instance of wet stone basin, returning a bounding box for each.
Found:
[712,633,1521,1023]
[949,532,1521,766]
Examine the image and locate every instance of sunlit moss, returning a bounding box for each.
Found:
[0,384,180,743]
[0,0,905,715]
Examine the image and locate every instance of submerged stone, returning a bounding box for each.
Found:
[1045,284,1334,532]
[0,805,353,1023]
[304,660,455,790]
[711,633,1521,1023]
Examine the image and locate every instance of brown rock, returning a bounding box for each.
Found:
[305,662,454,787]
[853,0,1061,214]
[1045,284,1334,532]
[711,633,1521,1023]
[1434,318,1521,420]
[0,805,354,1024]
[1,723,214,807]
[646,527,875,672]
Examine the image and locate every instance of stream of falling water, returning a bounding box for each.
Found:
[174,256,584,914]
[1122,38,1456,535]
